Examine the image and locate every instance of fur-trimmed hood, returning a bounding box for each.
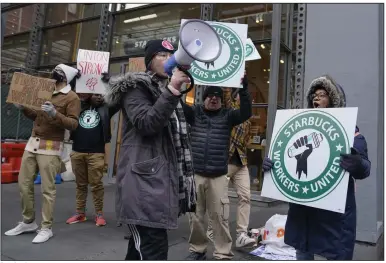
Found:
[104,72,165,107]
[306,75,346,108]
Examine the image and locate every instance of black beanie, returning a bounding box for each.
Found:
[144,39,175,69]
[203,86,223,100]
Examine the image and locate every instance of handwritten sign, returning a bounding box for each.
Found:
[127,57,146,73]
[76,49,110,94]
[6,72,56,110]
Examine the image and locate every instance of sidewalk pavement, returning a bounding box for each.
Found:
[1,180,289,261]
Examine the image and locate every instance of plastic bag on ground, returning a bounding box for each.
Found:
[260,214,296,257]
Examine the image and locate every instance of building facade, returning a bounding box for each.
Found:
[1,3,383,249]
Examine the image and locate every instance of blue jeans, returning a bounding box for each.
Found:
[296,250,314,260]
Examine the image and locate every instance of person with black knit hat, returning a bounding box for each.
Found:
[183,73,252,260]
[103,39,196,260]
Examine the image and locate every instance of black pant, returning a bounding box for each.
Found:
[125,224,168,260]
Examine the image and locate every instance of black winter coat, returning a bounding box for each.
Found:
[182,87,252,177]
[284,76,371,260]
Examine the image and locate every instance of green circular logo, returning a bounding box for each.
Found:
[79,110,100,129]
[245,43,253,57]
[269,111,349,203]
[189,23,244,84]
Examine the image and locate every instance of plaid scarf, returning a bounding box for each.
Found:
[146,71,196,215]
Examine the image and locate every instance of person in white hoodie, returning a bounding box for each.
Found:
[4,64,81,243]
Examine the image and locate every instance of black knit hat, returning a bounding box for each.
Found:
[144,39,175,69]
[203,86,223,100]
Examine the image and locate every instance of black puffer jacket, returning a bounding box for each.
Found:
[183,86,252,177]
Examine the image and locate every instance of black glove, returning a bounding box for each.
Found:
[293,136,313,180]
[263,157,274,172]
[101,72,110,83]
[340,147,362,174]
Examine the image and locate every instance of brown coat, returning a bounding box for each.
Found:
[22,88,81,141]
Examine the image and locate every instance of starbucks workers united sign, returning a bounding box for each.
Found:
[261,108,358,213]
[180,20,248,88]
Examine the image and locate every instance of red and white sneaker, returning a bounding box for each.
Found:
[95,213,106,227]
[66,212,87,224]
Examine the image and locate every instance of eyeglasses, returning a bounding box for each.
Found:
[207,94,221,99]
[311,92,328,100]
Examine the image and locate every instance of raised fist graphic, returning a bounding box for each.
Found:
[292,135,313,180]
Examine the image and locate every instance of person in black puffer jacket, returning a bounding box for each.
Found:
[184,75,252,260]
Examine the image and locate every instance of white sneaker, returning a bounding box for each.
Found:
[4,221,38,236]
[32,228,53,244]
[236,232,257,248]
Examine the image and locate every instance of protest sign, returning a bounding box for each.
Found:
[6,72,56,110]
[261,108,358,213]
[180,19,248,88]
[127,57,146,73]
[76,49,110,94]
[245,38,261,61]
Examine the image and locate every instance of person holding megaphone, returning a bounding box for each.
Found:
[103,39,197,260]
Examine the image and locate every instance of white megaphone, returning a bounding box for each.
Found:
[164,19,222,93]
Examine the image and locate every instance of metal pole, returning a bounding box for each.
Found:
[15,110,21,140]
[265,4,282,156]
[285,4,294,109]
[25,4,46,69]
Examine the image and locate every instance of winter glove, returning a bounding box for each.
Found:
[340,147,363,174]
[262,157,274,172]
[101,72,110,83]
[41,101,57,117]
[14,104,24,110]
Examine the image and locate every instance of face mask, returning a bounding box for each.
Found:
[52,70,65,83]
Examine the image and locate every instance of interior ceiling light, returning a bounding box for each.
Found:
[124,14,157,23]
[267,81,270,84]
[260,44,265,49]
[280,59,284,64]
[263,69,266,72]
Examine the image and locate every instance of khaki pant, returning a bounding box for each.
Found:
[208,164,251,235]
[18,151,62,229]
[70,151,105,213]
[188,174,233,259]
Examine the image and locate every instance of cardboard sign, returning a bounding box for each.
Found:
[261,108,358,213]
[128,57,146,73]
[245,38,261,61]
[76,49,110,94]
[181,19,248,88]
[6,72,56,110]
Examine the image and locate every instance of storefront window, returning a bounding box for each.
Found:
[111,4,201,58]
[40,19,99,66]
[45,4,102,26]
[214,4,273,41]
[3,5,35,36]
[1,33,29,71]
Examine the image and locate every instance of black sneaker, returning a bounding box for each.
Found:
[186,252,207,260]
